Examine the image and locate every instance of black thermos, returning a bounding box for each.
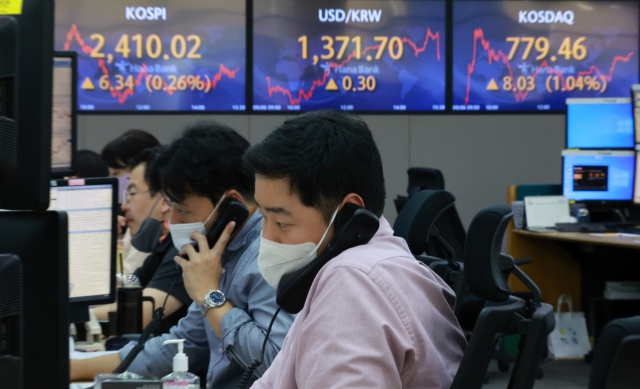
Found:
[116,287,155,334]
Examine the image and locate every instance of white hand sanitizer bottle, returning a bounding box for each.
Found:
[161,339,200,388]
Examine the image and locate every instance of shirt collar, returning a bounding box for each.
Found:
[373,216,392,238]
[226,210,263,252]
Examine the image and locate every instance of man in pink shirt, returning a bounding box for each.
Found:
[244,110,466,388]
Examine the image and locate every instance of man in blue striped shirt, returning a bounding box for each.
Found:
[70,122,295,388]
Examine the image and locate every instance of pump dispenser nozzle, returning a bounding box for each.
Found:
[163,339,188,372]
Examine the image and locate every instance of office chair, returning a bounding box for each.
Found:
[451,204,555,389]
[589,315,640,389]
[394,167,446,213]
[394,190,465,259]
[393,190,469,317]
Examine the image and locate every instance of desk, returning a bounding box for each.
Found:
[508,229,640,321]
[514,230,640,249]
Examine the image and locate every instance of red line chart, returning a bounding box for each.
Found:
[63,24,239,105]
[266,28,441,106]
[465,28,634,104]
[52,137,71,155]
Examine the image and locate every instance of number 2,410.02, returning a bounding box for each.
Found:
[89,34,202,60]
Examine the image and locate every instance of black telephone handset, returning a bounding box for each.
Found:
[180,200,249,259]
[276,203,380,314]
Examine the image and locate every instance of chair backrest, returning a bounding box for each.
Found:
[407,167,445,195]
[394,167,445,213]
[452,204,555,389]
[589,315,640,389]
[393,190,466,260]
[452,204,525,388]
[464,204,513,302]
[606,335,640,389]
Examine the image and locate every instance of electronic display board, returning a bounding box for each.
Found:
[253,0,446,112]
[55,0,246,112]
[453,1,639,112]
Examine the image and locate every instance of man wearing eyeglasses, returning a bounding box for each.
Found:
[118,146,169,275]
[93,146,192,333]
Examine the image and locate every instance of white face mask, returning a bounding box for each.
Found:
[169,195,225,251]
[258,206,340,289]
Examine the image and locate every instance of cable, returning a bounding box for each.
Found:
[237,308,282,389]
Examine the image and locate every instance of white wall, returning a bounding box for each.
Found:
[79,113,565,226]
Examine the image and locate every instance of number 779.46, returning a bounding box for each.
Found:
[505,36,587,61]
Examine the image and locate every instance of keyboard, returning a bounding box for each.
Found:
[555,223,608,232]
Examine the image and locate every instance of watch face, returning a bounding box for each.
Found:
[208,290,225,305]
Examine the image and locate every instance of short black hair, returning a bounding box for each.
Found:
[127,145,167,196]
[244,110,385,222]
[150,122,254,205]
[75,149,109,178]
[101,129,160,169]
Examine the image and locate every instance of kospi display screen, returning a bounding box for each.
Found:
[452,1,639,112]
[253,0,446,112]
[54,1,246,112]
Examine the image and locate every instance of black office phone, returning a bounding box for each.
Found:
[181,200,249,259]
[276,203,380,314]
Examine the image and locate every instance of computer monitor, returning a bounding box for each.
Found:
[634,150,640,204]
[632,85,640,144]
[51,51,77,178]
[566,98,634,149]
[0,211,69,388]
[0,0,55,210]
[49,178,117,321]
[562,150,635,202]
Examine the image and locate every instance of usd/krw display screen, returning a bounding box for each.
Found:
[55,0,246,112]
[453,1,639,112]
[253,0,446,112]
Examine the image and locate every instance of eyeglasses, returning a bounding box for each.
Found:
[122,190,151,204]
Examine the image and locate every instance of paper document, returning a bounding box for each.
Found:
[70,384,93,389]
[524,195,573,229]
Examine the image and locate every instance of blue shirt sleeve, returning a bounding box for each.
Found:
[219,243,296,378]
[118,302,211,376]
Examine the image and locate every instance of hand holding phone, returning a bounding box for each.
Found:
[180,200,249,259]
[174,201,249,304]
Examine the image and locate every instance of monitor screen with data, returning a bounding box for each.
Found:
[52,54,76,174]
[635,151,640,204]
[566,98,634,149]
[452,0,639,112]
[253,0,447,112]
[632,84,640,144]
[49,178,117,303]
[54,0,246,112]
[562,150,635,202]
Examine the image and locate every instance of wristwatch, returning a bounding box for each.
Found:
[200,290,226,316]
